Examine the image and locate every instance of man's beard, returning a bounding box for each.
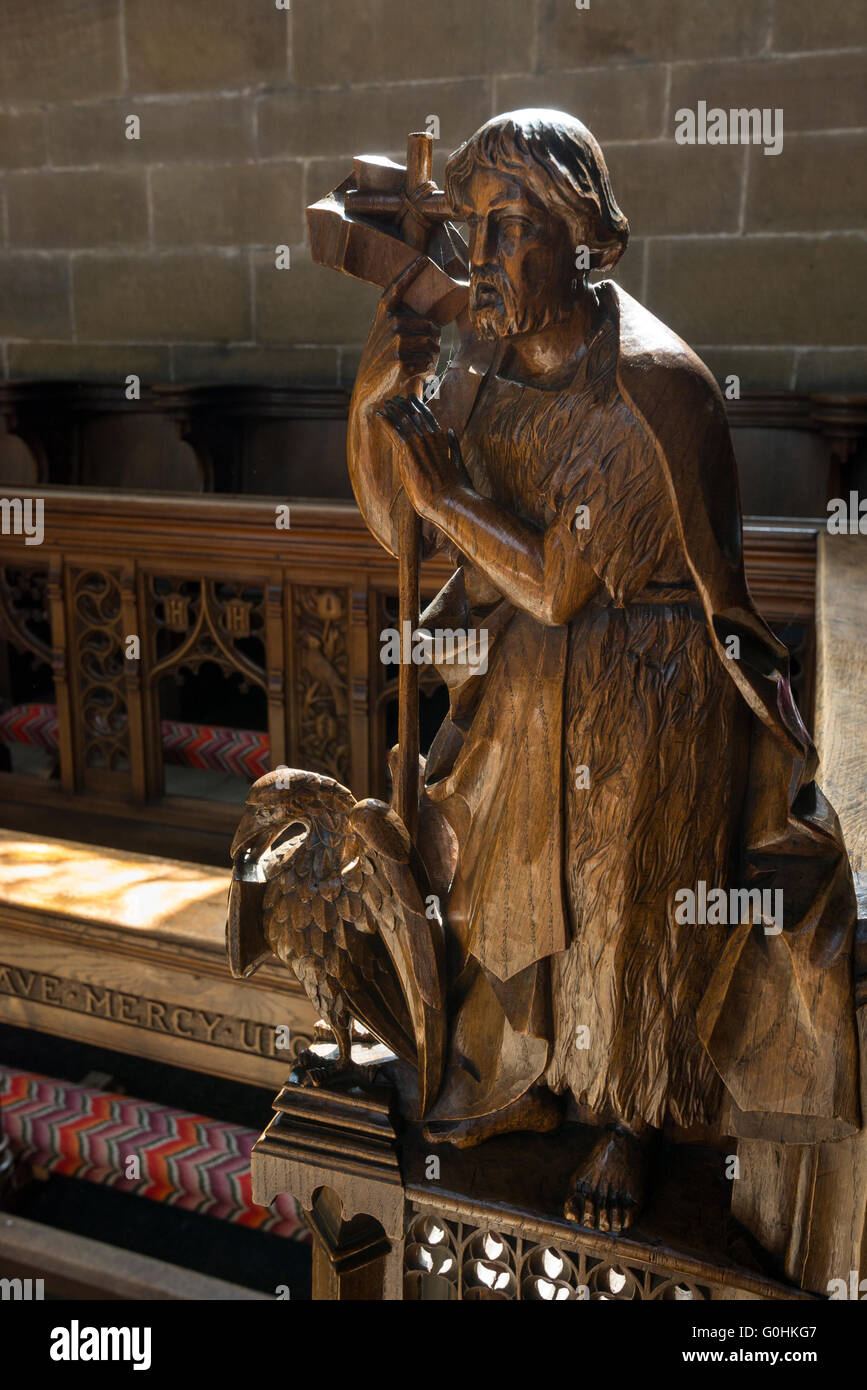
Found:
[469,272,568,341]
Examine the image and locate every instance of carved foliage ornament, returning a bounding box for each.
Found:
[293,586,350,783]
[71,569,129,771]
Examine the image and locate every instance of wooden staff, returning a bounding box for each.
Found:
[308,128,462,841]
[393,132,435,843]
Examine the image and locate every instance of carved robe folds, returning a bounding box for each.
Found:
[422,282,859,1143]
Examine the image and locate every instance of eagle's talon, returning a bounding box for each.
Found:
[292,1047,380,1090]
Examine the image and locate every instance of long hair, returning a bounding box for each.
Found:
[445,109,629,272]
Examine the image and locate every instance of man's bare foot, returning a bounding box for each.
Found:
[563,1122,653,1233]
[423,1088,564,1149]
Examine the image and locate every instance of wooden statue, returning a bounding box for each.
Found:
[228,112,860,1269]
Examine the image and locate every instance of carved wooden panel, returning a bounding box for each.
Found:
[0,566,51,664]
[405,1209,739,1302]
[0,565,58,779]
[0,492,824,864]
[148,576,267,685]
[144,575,270,797]
[292,585,350,784]
[69,568,130,777]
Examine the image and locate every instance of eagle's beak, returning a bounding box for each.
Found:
[230,808,279,863]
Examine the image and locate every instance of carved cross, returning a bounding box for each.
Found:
[307,133,468,838]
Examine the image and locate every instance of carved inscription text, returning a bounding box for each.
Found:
[0,962,309,1060]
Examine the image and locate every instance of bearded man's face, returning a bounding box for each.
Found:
[460,167,578,341]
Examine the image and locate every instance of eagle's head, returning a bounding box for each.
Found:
[230,766,354,871]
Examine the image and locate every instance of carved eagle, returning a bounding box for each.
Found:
[226,768,446,1114]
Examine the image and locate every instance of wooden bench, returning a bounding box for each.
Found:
[0,828,316,1090]
[0,1213,270,1300]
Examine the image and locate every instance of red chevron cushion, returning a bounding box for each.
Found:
[0,703,269,780]
[0,1064,307,1239]
[0,701,59,751]
[160,721,270,780]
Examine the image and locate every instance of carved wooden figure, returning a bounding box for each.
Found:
[229,111,861,1292]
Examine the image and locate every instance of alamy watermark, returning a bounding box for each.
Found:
[827,492,867,534]
[50,1321,151,1370]
[675,101,783,157]
[380,622,488,674]
[827,1270,867,1300]
[673,881,783,934]
[1,1276,44,1299]
[0,497,44,546]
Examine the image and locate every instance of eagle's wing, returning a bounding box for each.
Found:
[346,798,447,1116]
[227,780,447,1116]
[226,875,272,979]
[265,845,418,1068]
[226,835,299,980]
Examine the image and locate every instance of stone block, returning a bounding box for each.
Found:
[258,80,491,161]
[538,0,768,68]
[7,170,148,248]
[73,252,251,342]
[646,234,867,346]
[0,110,48,170]
[255,248,379,346]
[152,162,304,247]
[772,1,867,53]
[293,0,533,84]
[0,254,71,337]
[0,0,122,102]
[745,133,866,232]
[496,66,668,142]
[5,341,172,382]
[49,97,255,167]
[125,0,288,94]
[605,141,743,235]
[670,53,867,136]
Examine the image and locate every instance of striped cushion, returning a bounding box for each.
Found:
[160,720,270,780]
[0,701,58,751]
[0,703,269,780]
[0,1064,307,1239]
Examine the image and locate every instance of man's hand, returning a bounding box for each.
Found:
[346,259,444,557]
[378,395,599,627]
[353,259,442,412]
[378,395,464,521]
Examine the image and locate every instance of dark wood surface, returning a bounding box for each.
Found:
[1,379,865,510]
[400,1122,811,1299]
[251,1067,813,1301]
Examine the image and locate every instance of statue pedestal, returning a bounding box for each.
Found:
[251,1052,405,1301]
[251,1068,818,1303]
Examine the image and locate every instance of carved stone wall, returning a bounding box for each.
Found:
[0,4,863,392]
